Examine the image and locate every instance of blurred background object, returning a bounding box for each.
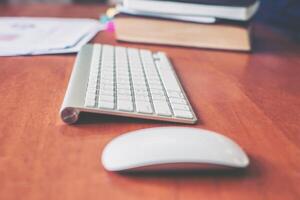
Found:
[0,0,103,3]
[1,0,72,3]
[0,0,299,40]
[258,0,300,41]
[258,0,300,31]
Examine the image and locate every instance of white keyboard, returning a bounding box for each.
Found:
[60,44,197,124]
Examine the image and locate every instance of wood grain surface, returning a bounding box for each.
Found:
[0,4,299,200]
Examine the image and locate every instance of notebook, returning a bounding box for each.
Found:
[114,16,252,51]
[122,0,260,21]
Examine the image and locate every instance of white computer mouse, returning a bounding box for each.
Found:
[101,127,249,171]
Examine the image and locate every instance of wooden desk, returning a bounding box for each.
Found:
[0,4,299,200]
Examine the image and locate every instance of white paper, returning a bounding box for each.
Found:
[117,5,217,23]
[0,17,105,56]
[32,25,104,55]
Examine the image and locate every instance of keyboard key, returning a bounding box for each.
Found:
[117,95,132,101]
[99,90,114,96]
[153,101,172,116]
[117,89,132,96]
[173,110,193,119]
[117,100,133,112]
[136,101,153,114]
[85,98,96,107]
[149,89,164,95]
[151,94,166,101]
[98,101,114,109]
[134,89,149,96]
[100,85,114,91]
[117,84,131,90]
[167,91,184,98]
[135,95,150,102]
[171,103,190,111]
[99,95,114,102]
[149,84,164,90]
[169,98,187,105]
[133,84,148,90]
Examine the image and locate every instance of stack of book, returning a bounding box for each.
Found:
[114,0,260,51]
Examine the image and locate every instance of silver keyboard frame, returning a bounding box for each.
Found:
[60,44,197,124]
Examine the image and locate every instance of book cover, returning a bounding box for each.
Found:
[122,0,260,21]
[149,0,258,7]
[114,16,252,51]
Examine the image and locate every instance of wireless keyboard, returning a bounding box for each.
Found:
[60,44,197,124]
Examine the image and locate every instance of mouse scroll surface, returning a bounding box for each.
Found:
[101,127,249,172]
